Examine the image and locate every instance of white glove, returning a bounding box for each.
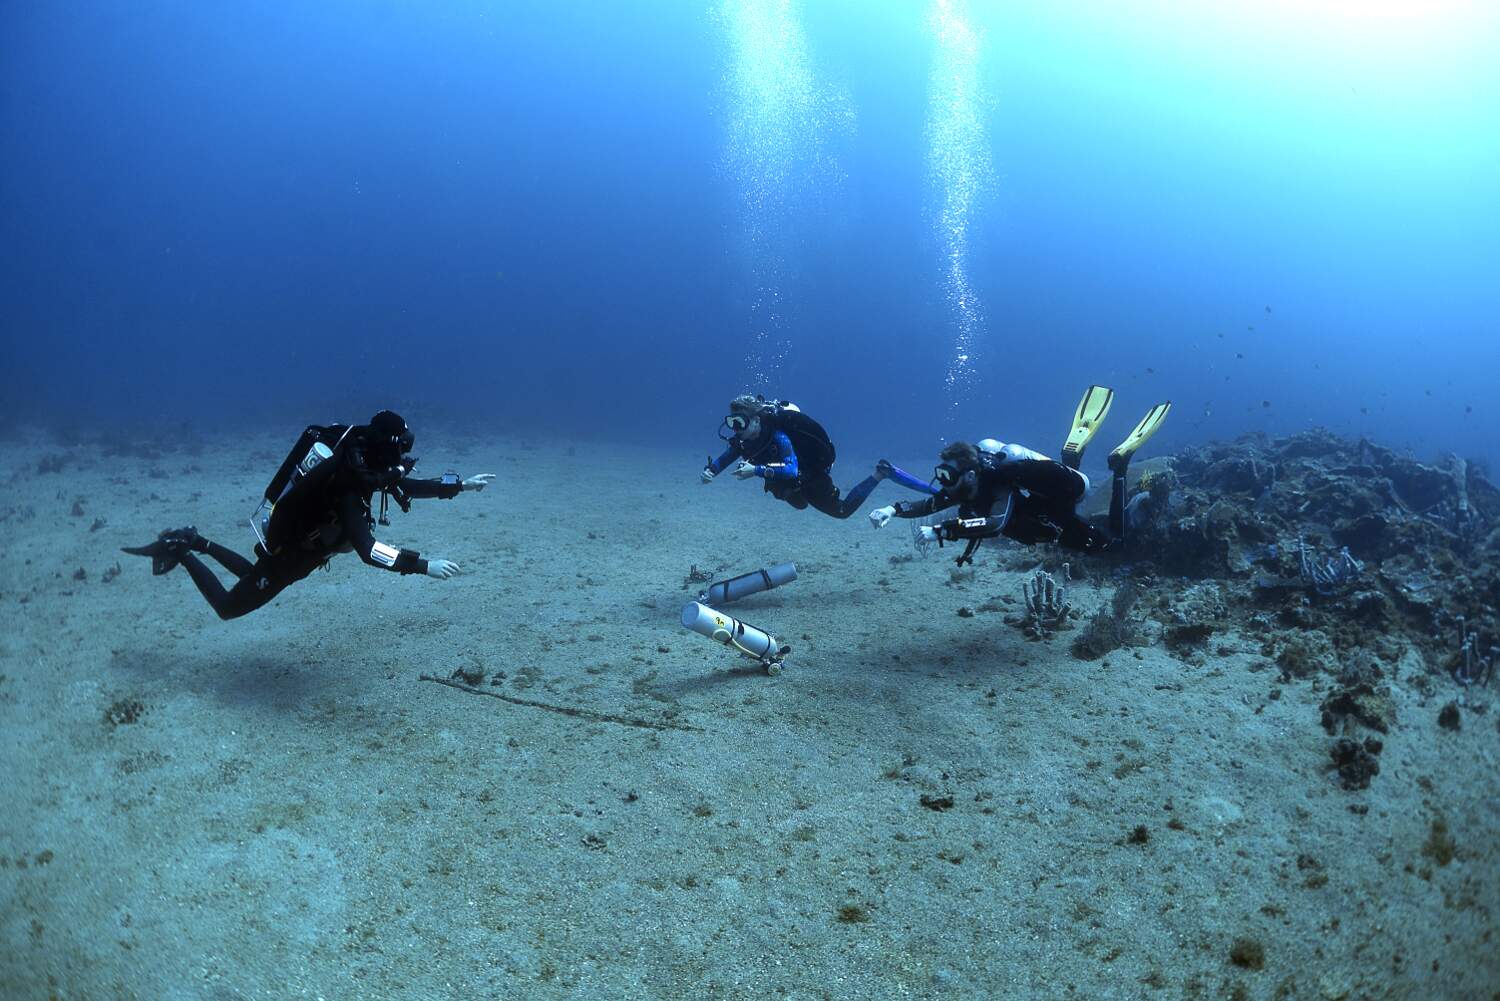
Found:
[732,461,758,480]
[462,473,495,492]
[917,526,938,543]
[425,559,461,580]
[701,466,716,484]
[869,505,895,529]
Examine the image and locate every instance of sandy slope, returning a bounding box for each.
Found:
[1,429,1495,1001]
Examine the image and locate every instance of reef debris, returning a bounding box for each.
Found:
[1072,581,1141,661]
[1298,536,1365,596]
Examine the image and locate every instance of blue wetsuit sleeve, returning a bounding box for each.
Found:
[708,445,741,475]
[883,462,940,495]
[756,432,799,481]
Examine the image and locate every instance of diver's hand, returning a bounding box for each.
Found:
[732,461,758,480]
[917,526,939,543]
[425,559,461,580]
[701,465,716,484]
[462,474,495,492]
[869,505,895,529]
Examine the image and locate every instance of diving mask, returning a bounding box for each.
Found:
[720,413,760,441]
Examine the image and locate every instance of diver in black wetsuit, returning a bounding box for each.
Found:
[867,391,1171,565]
[122,411,495,620]
[700,394,935,519]
[869,439,1112,564]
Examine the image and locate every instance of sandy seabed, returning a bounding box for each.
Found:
[1,428,1496,1001]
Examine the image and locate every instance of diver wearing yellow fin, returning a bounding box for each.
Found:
[868,386,1170,564]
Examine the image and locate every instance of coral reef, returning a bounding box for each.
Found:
[1123,429,1498,684]
[1091,428,1500,793]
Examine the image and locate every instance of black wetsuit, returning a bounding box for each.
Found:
[710,411,882,520]
[892,442,1115,560]
[179,458,461,620]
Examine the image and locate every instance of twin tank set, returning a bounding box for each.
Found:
[679,562,797,674]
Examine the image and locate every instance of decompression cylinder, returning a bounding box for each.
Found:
[680,601,790,672]
[698,562,797,605]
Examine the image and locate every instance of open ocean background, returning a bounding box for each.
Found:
[4,1,1497,470]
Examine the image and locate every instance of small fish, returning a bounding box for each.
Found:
[1146,367,1155,374]
[1360,407,1368,414]
[1465,405,1473,413]
[1216,332,1224,339]
[1236,353,1244,359]
[1262,400,1272,408]
[1265,305,1272,313]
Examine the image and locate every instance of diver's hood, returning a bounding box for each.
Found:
[349,413,416,487]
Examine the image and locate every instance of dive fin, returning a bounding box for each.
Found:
[1060,385,1115,469]
[121,526,201,576]
[1107,402,1172,473]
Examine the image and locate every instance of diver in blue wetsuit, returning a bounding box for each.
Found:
[700,394,934,519]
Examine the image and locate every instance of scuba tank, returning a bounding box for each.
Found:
[698,562,797,605]
[680,601,790,675]
[773,404,835,470]
[251,425,351,552]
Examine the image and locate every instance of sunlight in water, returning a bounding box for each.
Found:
[927,0,991,415]
[720,0,837,388]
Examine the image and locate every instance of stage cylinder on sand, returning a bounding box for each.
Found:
[700,562,797,605]
[680,601,787,665]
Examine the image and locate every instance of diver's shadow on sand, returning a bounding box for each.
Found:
[655,663,770,696]
[112,650,332,712]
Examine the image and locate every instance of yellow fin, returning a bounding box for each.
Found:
[1108,401,1172,471]
[1060,385,1115,468]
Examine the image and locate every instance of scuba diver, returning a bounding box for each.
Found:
[700,394,935,519]
[868,386,1170,565]
[122,410,495,620]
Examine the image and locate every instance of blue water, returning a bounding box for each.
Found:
[4,1,1497,469]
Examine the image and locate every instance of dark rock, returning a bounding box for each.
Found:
[103,698,145,728]
[919,794,955,812]
[1320,680,1396,734]
[1329,738,1380,790]
[1201,456,1275,495]
[1228,937,1266,970]
[1276,632,1335,680]
[1332,512,1388,554]
[1437,702,1461,731]
[1164,622,1214,652]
